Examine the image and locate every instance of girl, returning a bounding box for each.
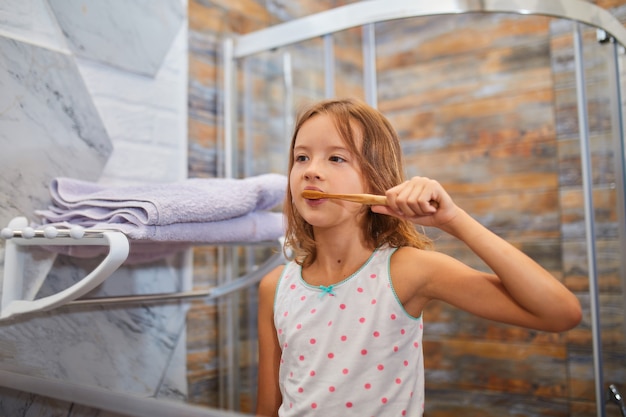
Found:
[256,98,581,417]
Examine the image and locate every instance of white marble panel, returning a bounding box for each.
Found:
[0,37,112,226]
[75,22,188,184]
[0,36,113,303]
[0,257,186,396]
[0,0,190,412]
[0,0,68,52]
[48,0,185,76]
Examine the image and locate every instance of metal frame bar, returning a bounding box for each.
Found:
[574,23,605,417]
[222,37,236,179]
[231,0,626,58]
[323,34,335,98]
[362,23,377,107]
[65,250,284,307]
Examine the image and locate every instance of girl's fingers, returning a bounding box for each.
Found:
[388,178,439,217]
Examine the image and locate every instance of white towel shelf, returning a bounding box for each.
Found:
[1,216,130,321]
[0,216,285,321]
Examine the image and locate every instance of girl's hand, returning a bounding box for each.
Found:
[370,176,459,228]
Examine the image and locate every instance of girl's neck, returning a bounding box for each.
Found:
[304,227,375,286]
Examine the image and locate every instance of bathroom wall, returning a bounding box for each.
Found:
[187,0,626,416]
[0,0,189,415]
[376,8,626,416]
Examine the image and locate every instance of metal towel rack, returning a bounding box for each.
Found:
[0,216,285,321]
[0,216,130,321]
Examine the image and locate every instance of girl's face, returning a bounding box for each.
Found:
[290,113,368,229]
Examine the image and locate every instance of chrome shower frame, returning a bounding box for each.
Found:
[222,1,626,415]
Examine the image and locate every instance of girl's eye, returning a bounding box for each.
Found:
[330,156,346,163]
[295,155,308,162]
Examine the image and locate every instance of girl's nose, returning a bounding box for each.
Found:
[303,162,322,181]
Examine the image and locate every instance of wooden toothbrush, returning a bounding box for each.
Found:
[301,190,387,205]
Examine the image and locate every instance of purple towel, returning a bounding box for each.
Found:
[40,212,285,264]
[36,174,287,226]
[34,175,287,264]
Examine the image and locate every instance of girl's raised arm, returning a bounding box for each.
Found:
[373,177,582,332]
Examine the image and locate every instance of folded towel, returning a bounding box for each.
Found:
[34,174,287,264]
[95,211,285,242]
[41,212,285,264]
[36,174,287,226]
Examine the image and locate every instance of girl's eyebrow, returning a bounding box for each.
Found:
[293,145,351,153]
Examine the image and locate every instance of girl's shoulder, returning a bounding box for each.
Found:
[258,265,286,300]
[389,246,433,282]
[389,246,456,312]
[390,245,438,268]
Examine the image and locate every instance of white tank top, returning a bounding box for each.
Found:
[273,246,425,417]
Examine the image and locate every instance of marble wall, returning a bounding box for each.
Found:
[0,0,189,415]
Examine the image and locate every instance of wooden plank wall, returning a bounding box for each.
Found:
[187,1,626,415]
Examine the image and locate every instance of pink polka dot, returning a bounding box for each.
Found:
[283,311,289,317]
[329,386,335,392]
[403,360,409,366]
[298,387,304,393]
[310,308,316,314]
[299,355,305,361]
[310,338,316,344]
[342,368,349,374]
[364,383,371,389]
[311,403,317,409]
[328,353,334,359]
[340,304,346,310]
[390,314,397,320]
[310,370,316,376]
[290,372,293,377]
[357,287,363,293]
[361,349,367,355]
[359,317,366,323]
[371,299,377,305]
[381,397,388,404]
[300,295,306,301]
[328,320,333,326]
[278,329,283,334]
[290,284,296,289]
[341,335,347,341]
[402,411,407,416]
[420,323,423,329]
[377,364,384,371]
[400,329,406,335]
[296,324,302,330]
[284,343,288,348]
[346,402,353,408]
[370,274,377,279]
[396,378,402,384]
[373,331,380,337]
[414,342,419,348]
[393,346,399,352]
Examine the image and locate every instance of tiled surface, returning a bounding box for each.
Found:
[0,0,189,415]
[48,0,185,76]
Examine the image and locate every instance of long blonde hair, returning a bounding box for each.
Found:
[284,98,432,266]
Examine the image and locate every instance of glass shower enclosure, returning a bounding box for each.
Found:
[221,1,626,416]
